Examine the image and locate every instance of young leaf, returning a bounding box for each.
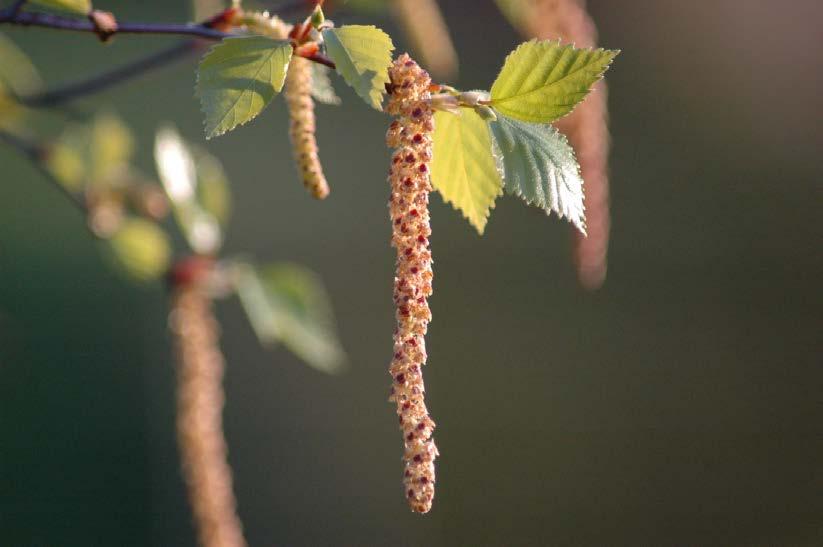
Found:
[322,25,394,110]
[489,112,586,234]
[0,32,43,96]
[310,63,342,106]
[234,262,346,374]
[431,108,503,234]
[102,218,171,283]
[29,0,91,15]
[91,112,134,185]
[191,146,232,227]
[196,36,292,139]
[154,126,223,254]
[490,39,618,123]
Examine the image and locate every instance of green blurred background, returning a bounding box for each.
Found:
[1,0,821,545]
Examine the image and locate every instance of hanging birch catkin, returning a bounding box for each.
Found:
[237,11,330,199]
[285,54,330,199]
[385,54,438,514]
[170,282,246,547]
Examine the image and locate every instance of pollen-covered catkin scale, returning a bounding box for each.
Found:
[285,56,330,199]
[385,53,438,514]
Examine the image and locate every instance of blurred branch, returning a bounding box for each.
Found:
[21,40,202,108]
[0,129,87,216]
[0,6,335,103]
[7,0,27,17]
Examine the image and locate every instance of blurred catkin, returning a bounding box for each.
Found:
[520,0,612,290]
[385,54,438,514]
[392,0,458,80]
[170,285,246,547]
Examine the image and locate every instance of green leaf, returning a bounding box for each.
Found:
[490,39,618,123]
[45,139,86,191]
[191,145,232,227]
[431,108,503,234]
[0,33,41,130]
[45,112,134,191]
[90,112,134,185]
[234,262,346,374]
[310,63,341,106]
[29,0,91,15]
[489,112,586,233]
[322,25,394,110]
[154,125,223,254]
[0,32,43,96]
[103,218,171,283]
[46,122,89,190]
[196,36,292,139]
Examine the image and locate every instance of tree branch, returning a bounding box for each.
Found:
[0,9,233,40]
[7,0,27,17]
[1,5,336,107]
[21,40,202,108]
[0,129,88,216]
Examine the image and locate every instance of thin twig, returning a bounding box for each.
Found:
[0,129,88,215]
[22,40,201,108]
[0,6,336,94]
[0,9,232,40]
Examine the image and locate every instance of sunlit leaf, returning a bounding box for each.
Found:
[322,25,394,110]
[489,112,586,233]
[431,108,503,234]
[490,39,618,123]
[45,141,86,191]
[234,262,346,374]
[0,84,25,131]
[196,36,292,139]
[154,126,223,254]
[29,0,91,15]
[46,123,89,190]
[310,63,341,106]
[103,218,171,283]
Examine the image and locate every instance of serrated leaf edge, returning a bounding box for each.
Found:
[322,25,395,111]
[490,39,619,124]
[195,37,292,139]
[489,112,587,234]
